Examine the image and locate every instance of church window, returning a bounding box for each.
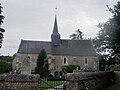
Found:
[72,57,77,65]
[28,56,30,59]
[84,58,88,65]
[64,58,67,64]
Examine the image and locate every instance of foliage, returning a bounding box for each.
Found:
[0,55,13,62]
[40,67,50,77]
[98,55,106,71]
[0,56,13,73]
[61,65,80,73]
[113,64,120,71]
[44,58,49,69]
[12,53,17,60]
[0,3,5,48]
[0,55,13,73]
[107,72,119,90]
[54,71,59,77]
[93,1,120,64]
[35,49,50,77]
[0,60,11,73]
[70,29,84,40]
[36,49,47,71]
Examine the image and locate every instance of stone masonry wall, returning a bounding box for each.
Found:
[65,71,115,90]
[0,74,39,90]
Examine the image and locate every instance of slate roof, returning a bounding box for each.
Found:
[18,39,97,56]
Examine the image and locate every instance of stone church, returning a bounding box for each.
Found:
[12,15,99,75]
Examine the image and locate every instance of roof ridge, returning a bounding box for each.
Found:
[21,39,51,43]
[61,39,91,41]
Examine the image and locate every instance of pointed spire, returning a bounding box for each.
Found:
[52,8,59,35]
[51,8,61,45]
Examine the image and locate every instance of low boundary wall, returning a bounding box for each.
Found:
[0,74,39,90]
[65,71,115,90]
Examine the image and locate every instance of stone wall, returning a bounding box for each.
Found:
[65,71,115,90]
[0,74,39,90]
[15,53,99,74]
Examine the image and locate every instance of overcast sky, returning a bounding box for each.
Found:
[0,0,119,56]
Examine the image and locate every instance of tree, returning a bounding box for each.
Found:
[0,55,13,73]
[98,54,106,71]
[93,1,120,64]
[38,49,47,68]
[0,60,11,73]
[0,55,13,62]
[70,29,84,40]
[0,3,5,48]
[35,49,50,77]
[35,49,47,73]
[44,58,49,69]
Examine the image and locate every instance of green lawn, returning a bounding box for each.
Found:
[39,78,66,90]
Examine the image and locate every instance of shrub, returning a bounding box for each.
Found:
[113,64,120,71]
[61,65,80,74]
[0,60,11,73]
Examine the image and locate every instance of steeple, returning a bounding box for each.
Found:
[51,8,61,45]
[52,15,59,35]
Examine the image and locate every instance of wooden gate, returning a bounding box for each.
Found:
[39,77,66,90]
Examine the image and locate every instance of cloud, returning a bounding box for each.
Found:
[0,0,119,55]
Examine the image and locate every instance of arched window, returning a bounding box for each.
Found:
[84,58,88,65]
[64,58,67,64]
[28,56,30,59]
